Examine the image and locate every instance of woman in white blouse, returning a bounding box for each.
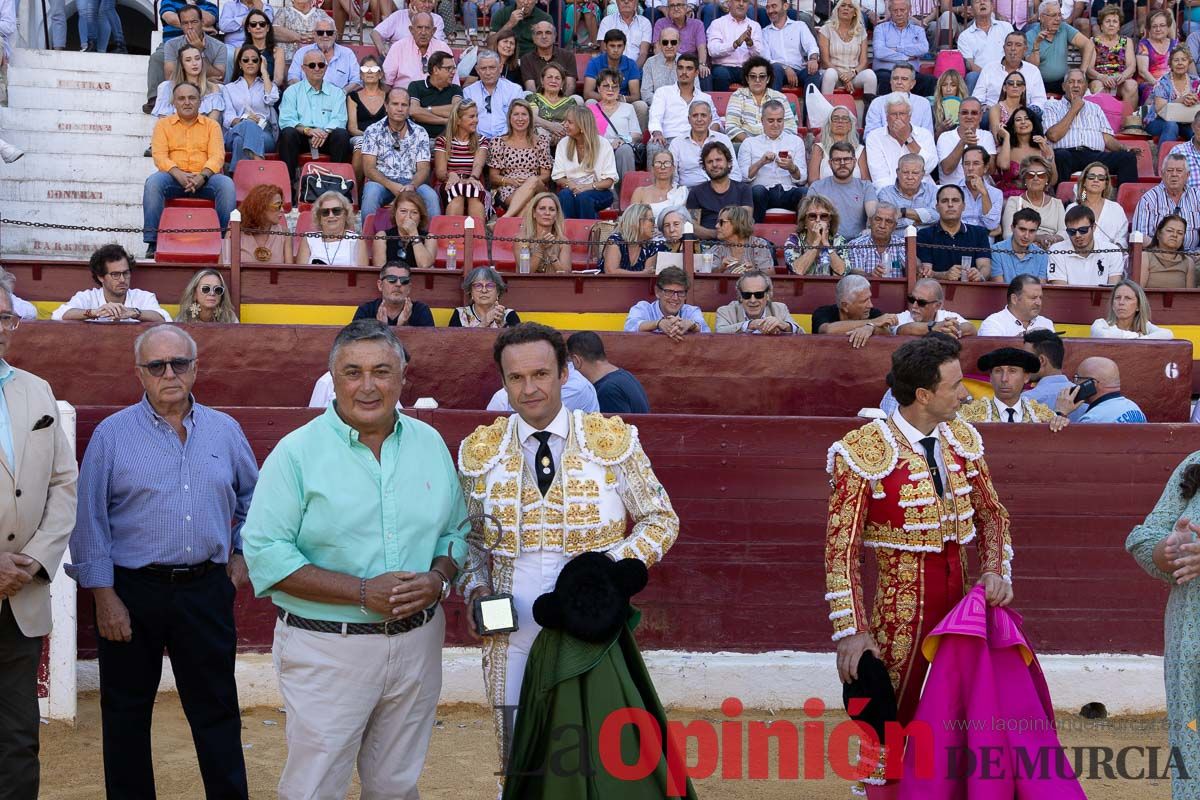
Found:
[630,150,689,221]
[222,44,280,172]
[552,105,619,220]
[1065,161,1129,247]
[153,44,224,120]
[297,191,369,266]
[807,105,868,181]
[1090,279,1175,339]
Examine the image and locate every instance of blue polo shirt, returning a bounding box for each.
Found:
[916,221,993,274]
[160,0,218,40]
[991,239,1048,282]
[586,54,641,95]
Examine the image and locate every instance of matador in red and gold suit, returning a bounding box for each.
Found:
[825,409,1013,792]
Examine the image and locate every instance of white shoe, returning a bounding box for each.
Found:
[0,140,23,164]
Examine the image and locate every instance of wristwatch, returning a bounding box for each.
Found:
[431,569,450,602]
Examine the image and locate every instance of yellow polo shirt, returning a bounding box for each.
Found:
[151,114,225,175]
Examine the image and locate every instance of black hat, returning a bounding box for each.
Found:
[533,552,648,643]
[842,651,898,742]
[977,347,1040,375]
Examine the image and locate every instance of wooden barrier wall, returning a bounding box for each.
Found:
[68,407,1200,659]
[9,323,1192,421]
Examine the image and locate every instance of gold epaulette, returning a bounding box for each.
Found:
[957,397,994,423]
[942,416,985,462]
[1027,399,1056,423]
[574,411,638,465]
[826,419,899,481]
[457,416,513,476]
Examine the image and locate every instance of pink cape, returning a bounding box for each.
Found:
[897,586,1086,799]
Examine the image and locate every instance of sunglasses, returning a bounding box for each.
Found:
[138,357,195,377]
[906,295,937,307]
[315,29,335,36]
[748,72,769,80]
[319,206,345,217]
[1065,225,1092,236]
[269,200,283,209]
[305,61,327,69]
[382,275,412,285]
[1084,172,1109,181]
[807,212,831,219]
[247,20,268,27]
[361,65,382,73]
[199,284,225,296]
[661,38,679,45]
[1025,170,1048,179]
[240,56,261,63]
[740,290,768,299]
[1004,79,1024,86]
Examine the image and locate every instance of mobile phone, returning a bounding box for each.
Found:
[779,150,790,160]
[1072,378,1097,404]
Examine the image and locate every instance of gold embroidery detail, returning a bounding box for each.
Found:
[568,478,601,498]
[579,413,634,462]
[838,423,897,478]
[459,417,509,473]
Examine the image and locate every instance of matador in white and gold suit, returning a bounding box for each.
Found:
[457,405,680,766]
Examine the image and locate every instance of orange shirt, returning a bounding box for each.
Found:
[151,114,225,175]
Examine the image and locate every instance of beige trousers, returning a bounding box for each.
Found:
[271,609,446,800]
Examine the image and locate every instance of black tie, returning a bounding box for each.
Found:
[1006,408,1016,423]
[532,431,555,496]
[919,436,944,496]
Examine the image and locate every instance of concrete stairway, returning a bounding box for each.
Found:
[0,49,156,260]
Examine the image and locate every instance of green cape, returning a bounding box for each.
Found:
[502,608,700,799]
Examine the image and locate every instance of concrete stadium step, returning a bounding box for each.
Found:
[0,153,154,185]
[0,226,146,262]
[0,129,151,158]
[8,85,148,113]
[8,70,148,100]
[3,200,147,230]
[0,107,156,138]
[10,48,149,77]
[0,180,149,207]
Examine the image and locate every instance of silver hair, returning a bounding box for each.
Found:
[1167,152,1189,168]
[327,320,408,373]
[462,265,507,295]
[1037,0,1058,13]
[735,268,773,294]
[913,277,944,301]
[688,99,712,115]
[476,48,501,64]
[897,152,925,170]
[0,268,15,309]
[873,201,900,218]
[760,99,786,118]
[657,204,690,231]
[885,95,911,113]
[133,325,198,361]
[835,273,871,304]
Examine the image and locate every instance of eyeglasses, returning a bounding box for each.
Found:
[1003,79,1024,87]
[1084,172,1109,181]
[659,288,688,298]
[748,72,769,80]
[740,290,767,299]
[138,358,196,377]
[1065,224,1092,236]
[247,20,268,28]
[829,156,854,164]
[906,295,938,307]
[269,200,283,210]
[599,83,619,91]
[0,314,19,332]
[472,281,497,290]
[199,284,225,296]
[305,61,327,69]
[106,269,131,280]
[382,275,412,285]
[240,56,261,63]
[319,206,345,217]
[361,65,382,73]
[661,38,679,45]
[806,212,831,219]
[314,29,335,36]
[1025,170,1048,179]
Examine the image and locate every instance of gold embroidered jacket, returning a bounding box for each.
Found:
[824,416,1013,642]
[959,396,1055,423]
[456,411,680,598]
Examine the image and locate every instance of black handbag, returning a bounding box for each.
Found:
[299,165,355,205]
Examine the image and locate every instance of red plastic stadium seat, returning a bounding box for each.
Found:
[491,216,522,271]
[1119,138,1154,179]
[754,222,794,264]
[155,208,222,264]
[165,197,215,209]
[709,91,732,116]
[299,161,358,208]
[428,215,469,269]
[1116,182,1149,217]
[347,44,380,62]
[233,160,292,210]
[1159,144,1182,177]
[827,93,857,118]
[600,170,654,220]
[764,209,796,224]
[564,218,595,270]
[576,53,591,80]
[1055,180,1077,204]
[293,211,315,259]
[298,153,331,171]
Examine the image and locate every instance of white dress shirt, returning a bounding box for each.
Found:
[864,91,935,136]
[706,15,766,67]
[598,13,653,59]
[936,128,998,186]
[648,85,722,138]
[977,306,1055,336]
[890,308,966,333]
[762,18,818,69]
[865,125,937,189]
[516,405,571,480]
[737,131,806,188]
[890,409,949,494]
[971,60,1047,109]
[51,288,170,321]
[670,131,742,186]
[487,365,600,414]
[992,396,1024,422]
[957,18,1014,69]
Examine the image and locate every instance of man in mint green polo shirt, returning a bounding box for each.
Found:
[242,319,466,800]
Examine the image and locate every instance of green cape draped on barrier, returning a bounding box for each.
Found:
[501,609,699,799]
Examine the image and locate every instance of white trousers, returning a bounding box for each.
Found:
[272,609,445,800]
[503,549,571,711]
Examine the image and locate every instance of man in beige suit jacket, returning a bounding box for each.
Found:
[0,280,78,800]
[714,269,802,334]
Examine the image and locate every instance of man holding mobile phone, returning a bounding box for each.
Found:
[1055,356,1147,423]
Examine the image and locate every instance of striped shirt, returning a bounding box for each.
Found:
[845,231,907,276]
[1132,184,1200,251]
[66,397,258,588]
[1168,139,1200,190]
[1040,98,1113,151]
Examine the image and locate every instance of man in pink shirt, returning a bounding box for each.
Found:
[382,12,455,90]
[706,0,765,90]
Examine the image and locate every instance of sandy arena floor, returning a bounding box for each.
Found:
[39,694,1176,798]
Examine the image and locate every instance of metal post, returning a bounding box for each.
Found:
[463,216,475,273]
[228,209,243,317]
[682,222,696,280]
[904,224,917,295]
[1129,230,1144,277]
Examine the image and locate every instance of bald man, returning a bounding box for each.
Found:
[1054,356,1147,423]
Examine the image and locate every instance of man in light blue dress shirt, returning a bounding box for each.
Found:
[872,0,936,95]
[624,266,711,335]
[463,49,526,138]
[277,42,352,183]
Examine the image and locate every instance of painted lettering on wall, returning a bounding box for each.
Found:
[46,190,104,201]
[56,80,113,90]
